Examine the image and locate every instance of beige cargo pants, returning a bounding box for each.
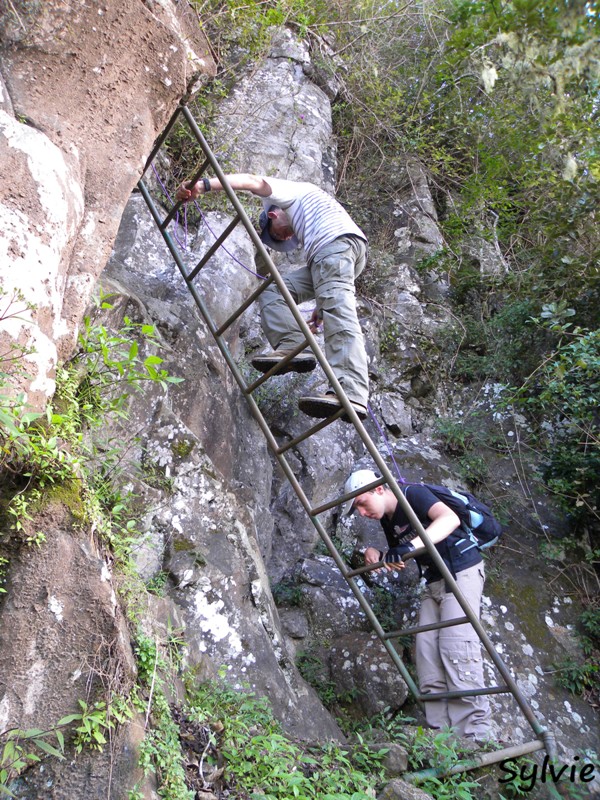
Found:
[415,562,492,739]
[257,235,369,407]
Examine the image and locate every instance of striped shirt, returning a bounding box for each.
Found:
[261,177,366,263]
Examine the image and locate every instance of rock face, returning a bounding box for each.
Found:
[213,27,336,189]
[102,195,342,740]
[0,502,144,800]
[0,0,214,407]
[0,12,598,800]
[114,27,598,763]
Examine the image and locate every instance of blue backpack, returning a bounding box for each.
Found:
[404,483,504,551]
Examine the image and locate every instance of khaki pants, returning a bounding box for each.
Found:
[415,562,491,738]
[258,235,369,406]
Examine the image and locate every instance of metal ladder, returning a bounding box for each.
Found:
[136,102,555,775]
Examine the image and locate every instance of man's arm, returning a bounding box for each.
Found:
[390,500,460,550]
[381,501,461,569]
[176,173,272,202]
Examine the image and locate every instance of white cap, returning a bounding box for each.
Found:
[341,469,380,516]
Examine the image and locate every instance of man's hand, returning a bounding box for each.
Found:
[383,543,414,570]
[175,180,203,203]
[364,546,384,573]
[308,308,322,334]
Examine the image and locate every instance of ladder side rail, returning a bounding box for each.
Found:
[141,239,423,705]
[139,180,347,540]
[135,181,420,703]
[141,105,185,177]
[339,456,550,744]
[178,108,368,421]
[234,384,423,702]
[307,454,550,744]
[308,514,423,704]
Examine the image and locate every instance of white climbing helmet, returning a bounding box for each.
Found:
[341,469,379,516]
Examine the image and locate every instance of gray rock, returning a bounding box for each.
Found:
[329,632,409,715]
[377,778,434,800]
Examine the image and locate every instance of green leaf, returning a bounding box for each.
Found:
[34,740,65,760]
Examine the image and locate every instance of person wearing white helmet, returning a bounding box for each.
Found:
[342,469,491,742]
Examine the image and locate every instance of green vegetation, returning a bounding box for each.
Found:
[0,291,186,795]
[0,288,389,799]
[512,324,599,527]
[0,727,66,796]
[271,576,304,607]
[133,634,193,800]
[172,0,598,541]
[553,603,600,703]
[58,697,134,755]
[185,673,384,799]
[2,2,598,797]
[296,647,339,709]
[324,0,598,536]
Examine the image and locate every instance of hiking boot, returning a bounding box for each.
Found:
[298,392,367,422]
[251,349,316,375]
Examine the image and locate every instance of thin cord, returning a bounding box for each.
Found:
[152,165,266,280]
[367,402,407,484]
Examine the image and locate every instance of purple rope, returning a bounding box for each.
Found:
[151,164,266,281]
[367,402,407,484]
[183,201,188,250]
[151,164,187,251]
[190,196,267,280]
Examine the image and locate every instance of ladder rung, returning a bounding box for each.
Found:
[417,685,510,702]
[383,616,470,639]
[346,561,386,578]
[244,340,311,393]
[310,475,387,517]
[215,275,275,338]
[187,214,241,283]
[405,739,545,783]
[275,413,342,454]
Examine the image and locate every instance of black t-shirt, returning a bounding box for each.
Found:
[380,484,482,583]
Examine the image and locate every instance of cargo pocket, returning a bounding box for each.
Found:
[311,240,355,286]
[446,642,483,687]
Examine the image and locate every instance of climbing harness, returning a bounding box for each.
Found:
[137,102,556,776]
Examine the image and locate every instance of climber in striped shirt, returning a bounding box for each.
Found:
[177,173,369,421]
